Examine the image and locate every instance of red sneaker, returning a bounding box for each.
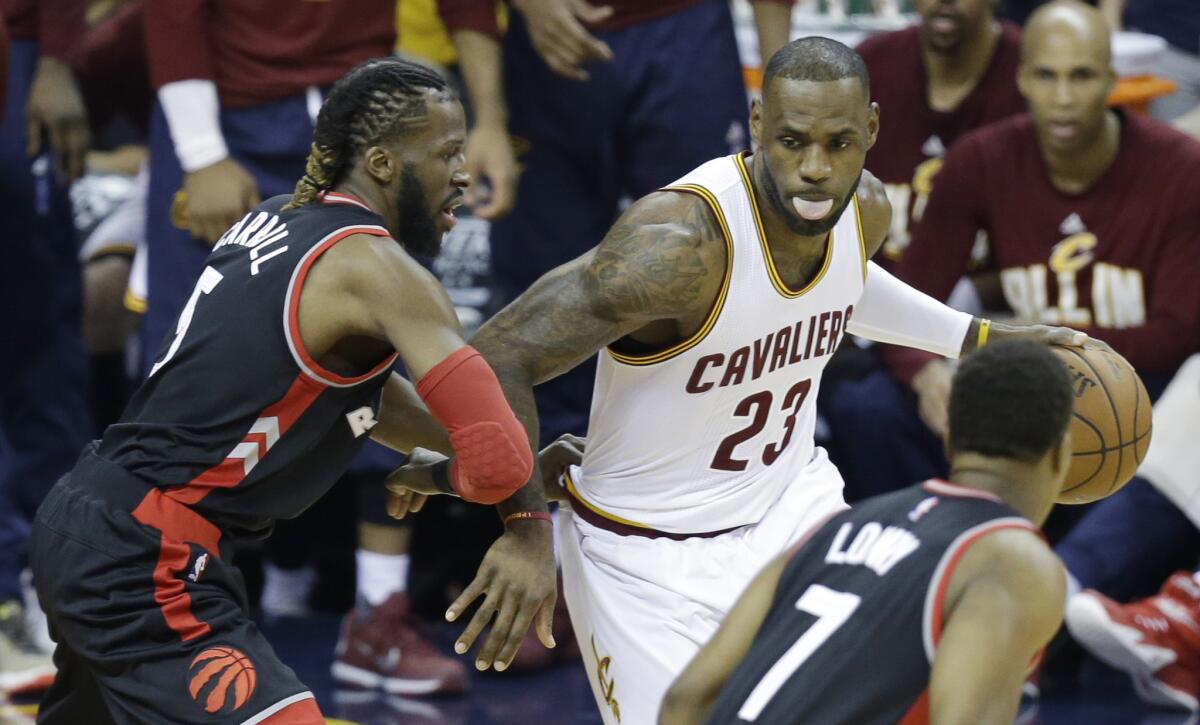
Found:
[1066,572,1200,711]
[332,593,469,696]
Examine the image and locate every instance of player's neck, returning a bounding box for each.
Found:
[921,21,1000,111]
[1040,110,1122,195]
[334,175,398,234]
[949,453,1053,525]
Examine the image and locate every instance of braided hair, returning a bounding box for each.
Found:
[282,58,451,211]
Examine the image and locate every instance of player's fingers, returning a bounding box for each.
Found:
[408,493,428,514]
[386,491,403,519]
[534,594,556,649]
[560,19,612,63]
[570,0,614,24]
[26,114,42,158]
[541,43,589,81]
[47,122,69,179]
[456,587,502,658]
[477,174,516,220]
[447,571,489,625]
[494,597,541,671]
[476,592,520,670]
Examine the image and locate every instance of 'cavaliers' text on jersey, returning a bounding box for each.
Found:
[568,153,868,534]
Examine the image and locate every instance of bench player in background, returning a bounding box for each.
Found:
[390,37,1085,724]
[0,0,93,694]
[29,59,570,723]
[660,340,1072,725]
[823,0,1027,501]
[835,0,1200,605]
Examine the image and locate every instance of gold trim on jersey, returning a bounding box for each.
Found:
[605,183,734,366]
[852,192,868,282]
[733,152,837,299]
[563,470,652,529]
[123,288,147,314]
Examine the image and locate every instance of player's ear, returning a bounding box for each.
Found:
[750,98,763,148]
[364,146,397,185]
[865,102,880,151]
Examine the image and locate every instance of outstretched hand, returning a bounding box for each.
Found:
[446,520,557,671]
[384,435,586,519]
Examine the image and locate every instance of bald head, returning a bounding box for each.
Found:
[1023,0,1111,66]
[1018,0,1116,155]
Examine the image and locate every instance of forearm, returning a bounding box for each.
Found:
[453,29,507,129]
[476,349,550,518]
[658,691,717,725]
[847,262,974,358]
[372,373,453,455]
[751,0,793,71]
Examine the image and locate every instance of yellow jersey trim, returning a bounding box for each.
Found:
[733,152,835,299]
[605,183,734,367]
[852,192,868,282]
[563,470,651,529]
[123,288,147,314]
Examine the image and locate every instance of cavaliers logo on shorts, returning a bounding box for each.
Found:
[187,646,258,714]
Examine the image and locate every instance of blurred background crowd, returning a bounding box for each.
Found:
[1,0,1199,720]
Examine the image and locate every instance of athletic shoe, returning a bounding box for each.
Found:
[1066,572,1200,711]
[0,600,55,693]
[332,593,468,695]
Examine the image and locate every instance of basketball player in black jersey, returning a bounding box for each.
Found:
[660,340,1073,725]
[27,59,573,724]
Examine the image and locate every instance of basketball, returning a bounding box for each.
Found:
[1052,346,1153,504]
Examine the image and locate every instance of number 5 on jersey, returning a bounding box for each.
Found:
[150,266,224,377]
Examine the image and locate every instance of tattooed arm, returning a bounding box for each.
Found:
[474,188,729,472]
[385,190,728,673]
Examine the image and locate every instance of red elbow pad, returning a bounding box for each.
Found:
[416,346,534,504]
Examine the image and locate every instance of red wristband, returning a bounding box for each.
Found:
[503,511,552,528]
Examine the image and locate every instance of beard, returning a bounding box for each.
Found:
[396,165,443,258]
[762,166,860,237]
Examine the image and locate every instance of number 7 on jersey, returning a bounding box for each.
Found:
[737,585,862,721]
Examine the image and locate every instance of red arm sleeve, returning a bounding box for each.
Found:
[883,139,989,385]
[416,346,534,505]
[437,0,501,38]
[142,0,214,88]
[37,0,86,60]
[1076,200,1200,375]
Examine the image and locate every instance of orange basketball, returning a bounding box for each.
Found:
[1051,346,1152,504]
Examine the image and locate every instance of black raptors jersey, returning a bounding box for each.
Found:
[704,480,1036,725]
[98,192,398,537]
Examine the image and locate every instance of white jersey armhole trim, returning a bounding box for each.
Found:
[921,517,1038,665]
[283,223,398,388]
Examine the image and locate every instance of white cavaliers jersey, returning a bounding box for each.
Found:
[568,153,868,534]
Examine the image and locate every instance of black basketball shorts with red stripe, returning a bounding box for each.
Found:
[29,448,323,724]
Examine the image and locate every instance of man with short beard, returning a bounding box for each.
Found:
[857,0,1025,262]
[28,59,575,723]
[823,0,1027,503]
[389,37,1087,725]
[856,0,1200,613]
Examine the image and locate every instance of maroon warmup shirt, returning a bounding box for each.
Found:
[438,0,710,38]
[885,113,1200,383]
[143,0,396,107]
[0,0,86,60]
[857,23,1024,262]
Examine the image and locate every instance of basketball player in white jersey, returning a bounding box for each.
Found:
[389,37,1086,723]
